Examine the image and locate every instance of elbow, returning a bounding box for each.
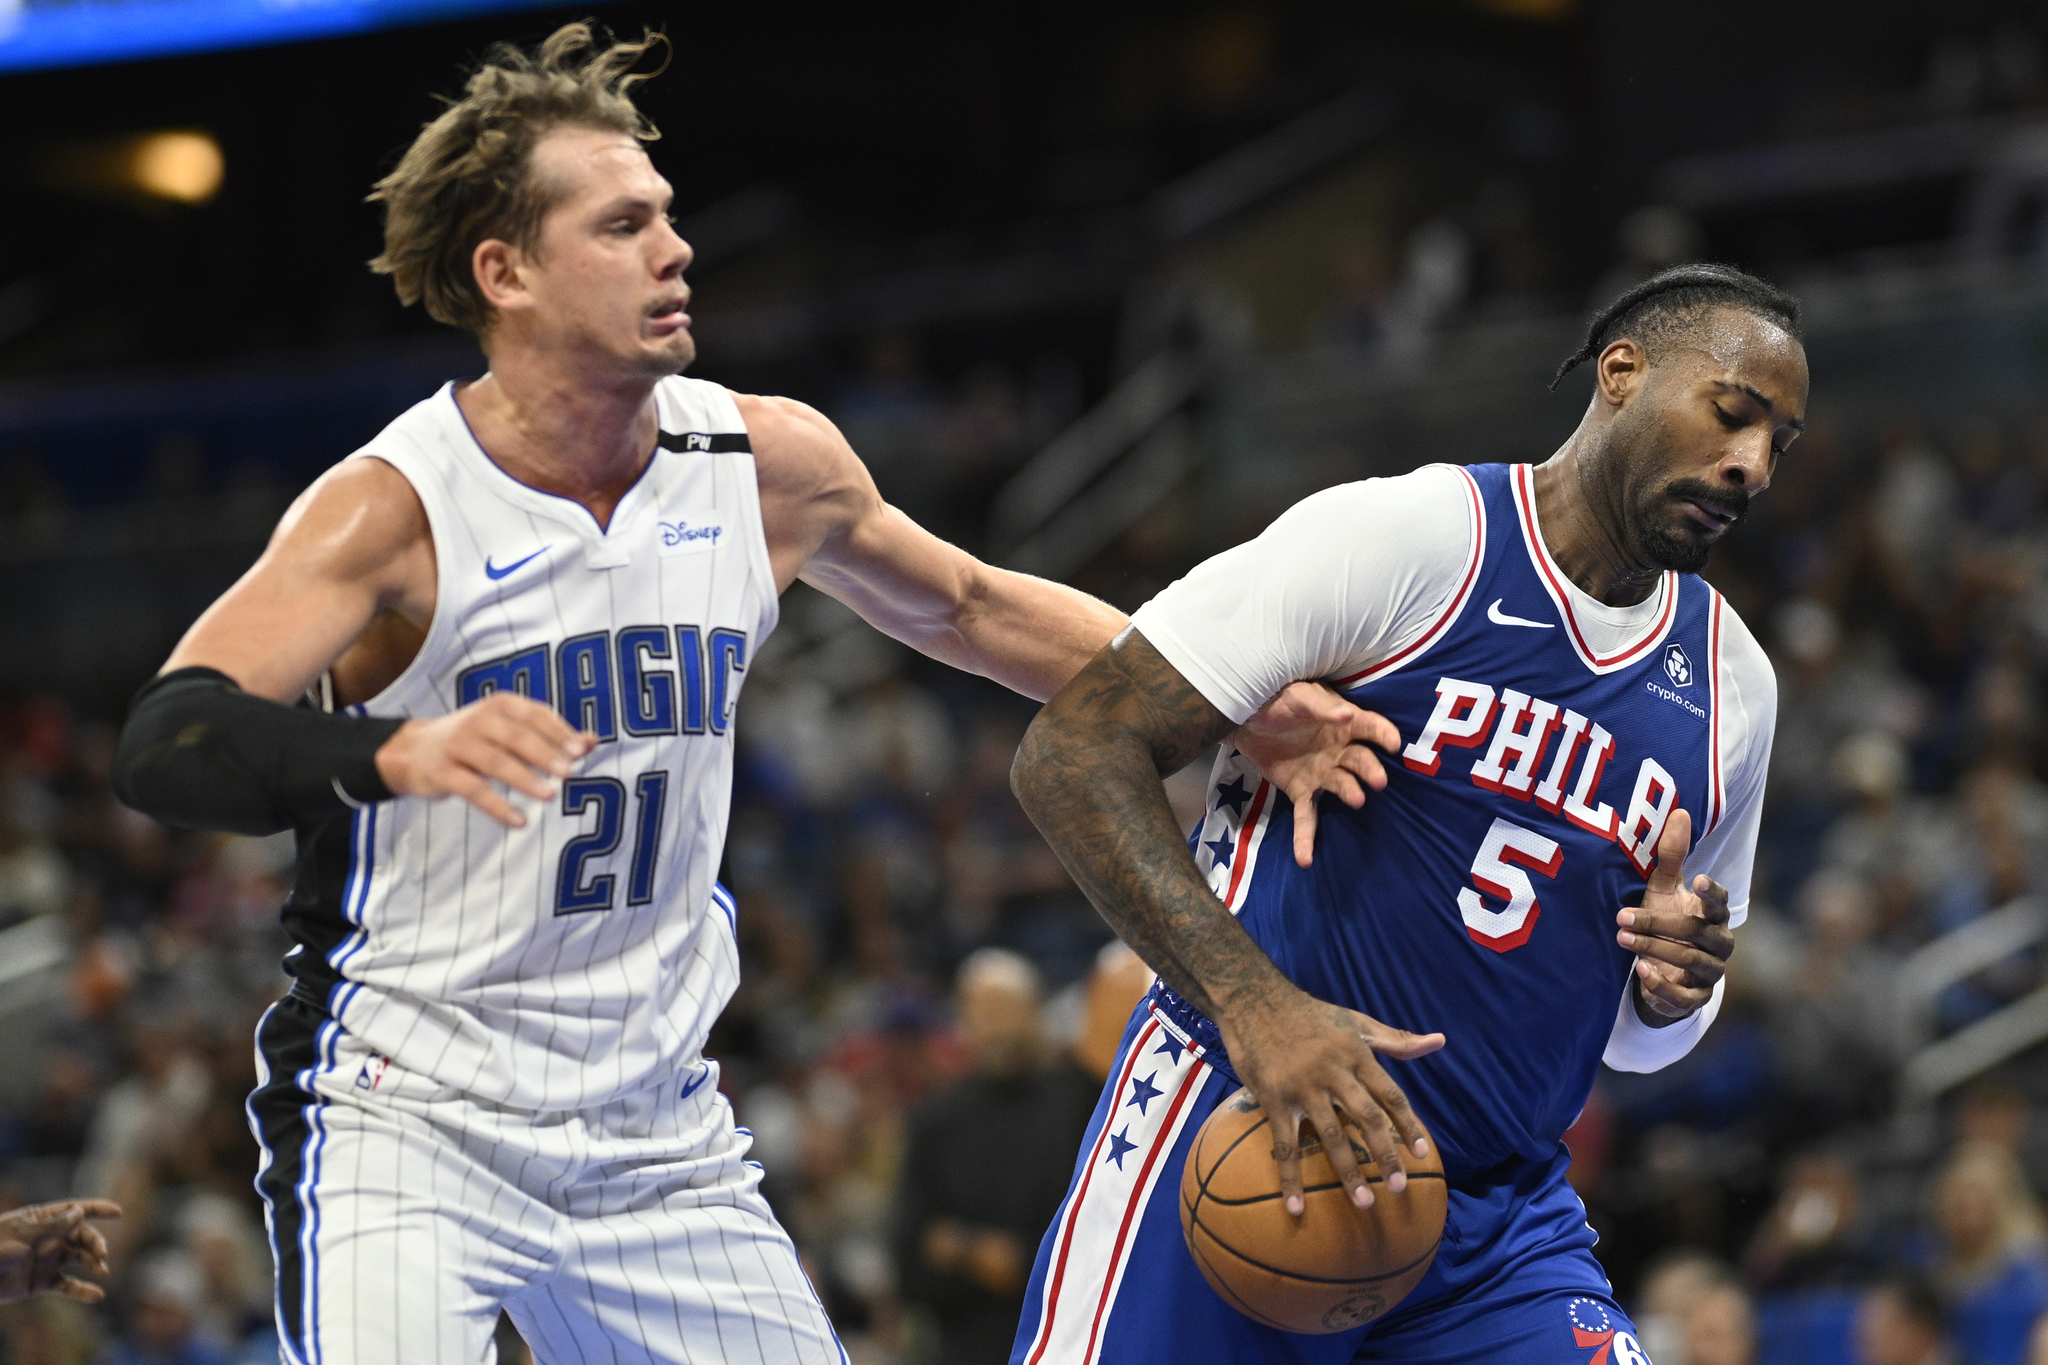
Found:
[1011,703,1086,831]
[110,695,173,815]
[1010,712,1054,821]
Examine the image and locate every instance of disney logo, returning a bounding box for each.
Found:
[658,520,724,547]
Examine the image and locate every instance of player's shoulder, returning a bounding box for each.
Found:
[1254,463,1476,574]
[730,391,866,503]
[1278,462,1472,526]
[1702,590,1778,752]
[1708,592,1777,703]
[271,452,429,580]
[655,374,748,431]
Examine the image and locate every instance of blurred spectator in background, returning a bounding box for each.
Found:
[1954,1082,2032,1167]
[892,949,1096,1364]
[1854,1277,1953,1365]
[107,1251,226,1365]
[1747,1153,1884,1292]
[1636,1249,1740,1364]
[1769,871,1904,1127]
[1686,1280,1760,1365]
[74,1016,209,1267]
[1927,1144,2048,1365]
[1589,205,1705,308]
[0,770,67,928]
[176,1192,271,1361]
[1069,942,1154,1085]
[0,1295,99,1365]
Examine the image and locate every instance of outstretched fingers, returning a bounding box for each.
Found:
[1291,789,1323,869]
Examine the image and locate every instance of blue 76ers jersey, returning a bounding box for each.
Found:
[1149,462,1734,1183]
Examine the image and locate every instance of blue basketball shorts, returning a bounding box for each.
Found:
[1009,1003,1651,1365]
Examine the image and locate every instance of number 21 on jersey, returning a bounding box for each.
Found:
[556,770,669,914]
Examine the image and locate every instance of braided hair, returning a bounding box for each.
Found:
[1550,263,1801,390]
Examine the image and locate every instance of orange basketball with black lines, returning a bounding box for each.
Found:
[1178,1088,1446,1335]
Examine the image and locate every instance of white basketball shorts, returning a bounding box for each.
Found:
[246,993,846,1365]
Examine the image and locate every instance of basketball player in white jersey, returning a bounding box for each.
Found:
[109,25,1386,1365]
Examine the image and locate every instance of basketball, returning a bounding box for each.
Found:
[1179,1087,1446,1335]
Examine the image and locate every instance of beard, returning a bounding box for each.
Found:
[1631,475,1749,573]
[1600,400,1751,574]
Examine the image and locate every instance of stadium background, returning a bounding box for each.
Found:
[1,0,2045,1361]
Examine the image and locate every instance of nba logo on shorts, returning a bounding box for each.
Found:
[1662,642,1692,688]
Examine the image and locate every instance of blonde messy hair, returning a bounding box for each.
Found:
[367,22,667,335]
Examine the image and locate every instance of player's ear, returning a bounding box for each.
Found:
[472,238,531,316]
[1593,338,1647,409]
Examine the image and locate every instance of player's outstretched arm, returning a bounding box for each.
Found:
[1013,627,1444,1218]
[745,391,1394,769]
[744,392,1126,701]
[113,459,591,833]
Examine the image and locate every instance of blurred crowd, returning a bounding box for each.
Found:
[17,93,2048,1355]
[6,392,2048,1365]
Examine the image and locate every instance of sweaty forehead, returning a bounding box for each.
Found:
[531,126,665,202]
[1662,307,1809,415]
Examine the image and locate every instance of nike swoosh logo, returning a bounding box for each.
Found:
[1487,599,1554,629]
[484,547,549,581]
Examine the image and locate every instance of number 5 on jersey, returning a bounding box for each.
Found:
[1457,817,1561,952]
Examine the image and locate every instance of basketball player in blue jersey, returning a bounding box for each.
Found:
[105,24,1372,1365]
[1007,264,1804,1365]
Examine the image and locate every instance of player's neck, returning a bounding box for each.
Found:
[1529,446,1662,608]
[455,356,661,531]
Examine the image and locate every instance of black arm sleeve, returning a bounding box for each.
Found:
[111,667,406,835]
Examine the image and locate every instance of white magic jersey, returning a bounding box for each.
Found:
[287,376,776,1112]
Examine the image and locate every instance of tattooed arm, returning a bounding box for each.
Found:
[1012,627,1443,1217]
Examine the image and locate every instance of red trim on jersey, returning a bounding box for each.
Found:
[1705,592,1725,837]
[1469,904,1541,953]
[1334,466,1487,688]
[1024,1018,1163,1365]
[1511,464,1677,673]
[1222,780,1272,908]
[1079,1062,1206,1364]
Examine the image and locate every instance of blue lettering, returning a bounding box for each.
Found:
[555,777,624,914]
[556,632,617,740]
[628,770,668,905]
[675,626,707,734]
[709,627,748,735]
[617,626,677,736]
[457,645,551,707]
